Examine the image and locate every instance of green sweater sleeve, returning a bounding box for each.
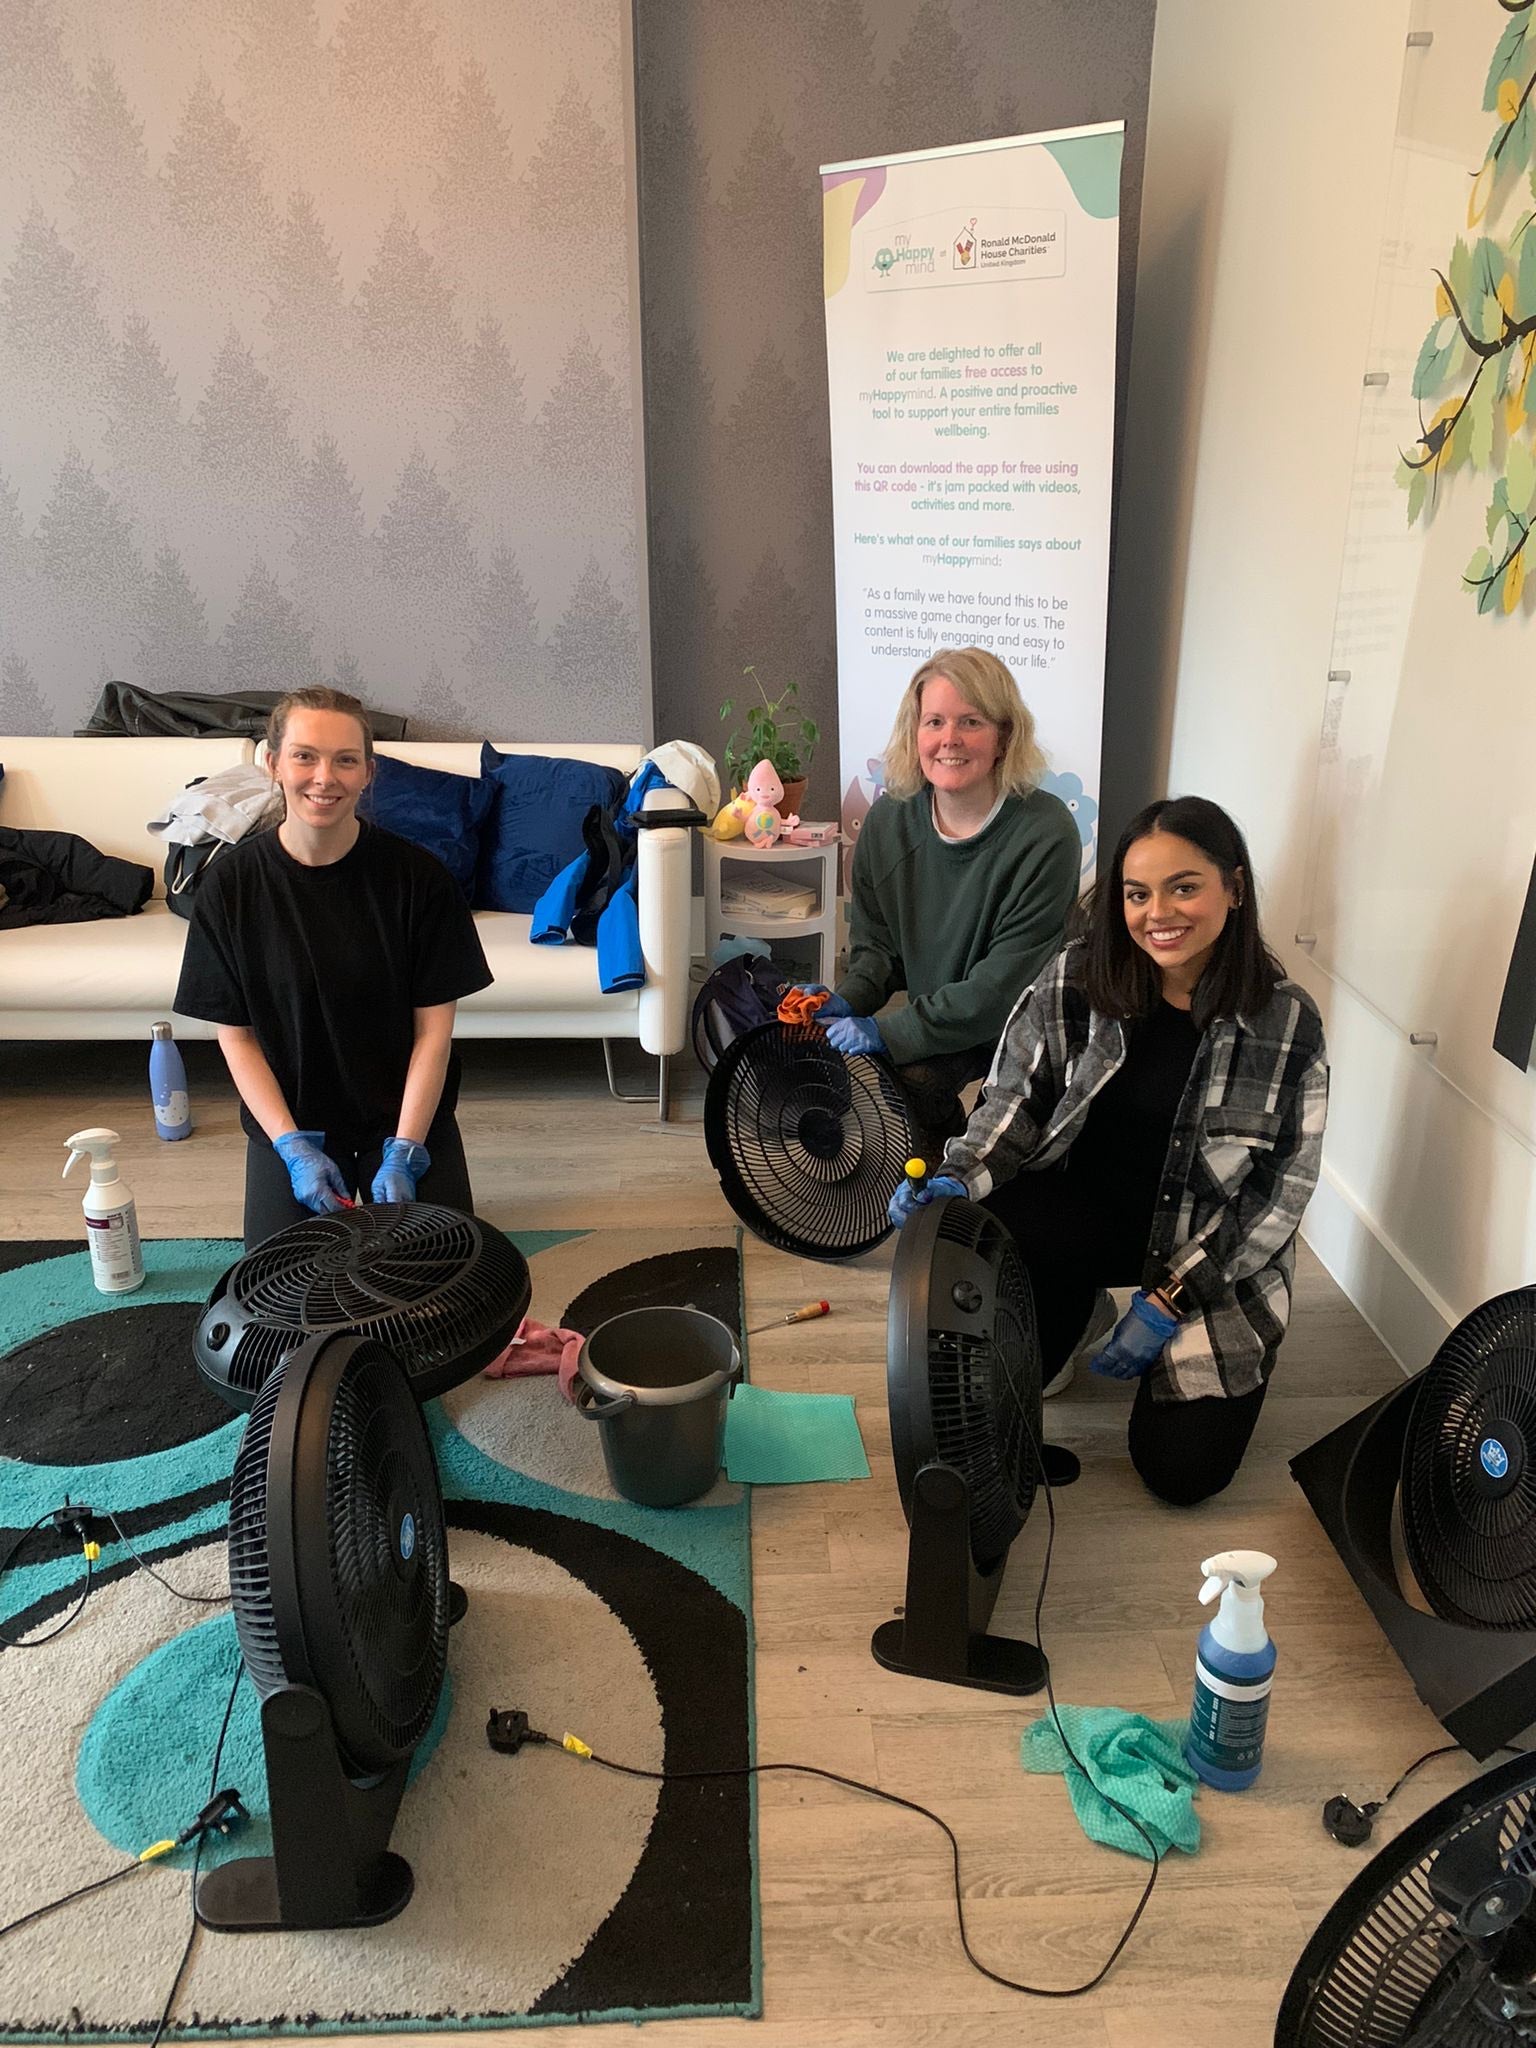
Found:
[836,815,904,1016]
[878,805,1082,1065]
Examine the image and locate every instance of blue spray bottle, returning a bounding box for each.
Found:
[1185,1549,1277,1791]
[149,1020,192,1141]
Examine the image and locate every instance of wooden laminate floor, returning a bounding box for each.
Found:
[2,1037,1477,2047]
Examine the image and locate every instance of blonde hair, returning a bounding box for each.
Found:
[259,685,374,826]
[264,684,374,764]
[880,647,1045,801]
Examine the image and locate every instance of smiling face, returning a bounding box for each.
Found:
[1121,829,1241,997]
[269,707,372,832]
[915,674,1006,803]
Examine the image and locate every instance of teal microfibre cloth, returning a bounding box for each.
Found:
[1022,1705,1201,1860]
[723,1383,870,1484]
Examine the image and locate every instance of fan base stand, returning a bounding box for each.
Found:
[870,1460,1050,1698]
[196,1850,413,1933]
[196,1686,418,1934]
[1040,1444,1080,1488]
[871,1615,1048,1695]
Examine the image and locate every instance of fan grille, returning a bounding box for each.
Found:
[197,1203,531,1406]
[1281,1762,1536,2045]
[705,1023,912,1261]
[887,1197,1043,1572]
[228,1362,287,1701]
[310,1342,449,1769]
[1400,1288,1536,1630]
[226,1335,449,1775]
[927,1204,1042,1569]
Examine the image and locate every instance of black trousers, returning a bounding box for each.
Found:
[895,1042,994,1167]
[242,1110,474,1251]
[982,1168,1267,1508]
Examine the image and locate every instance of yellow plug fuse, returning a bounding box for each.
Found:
[562,1733,593,1759]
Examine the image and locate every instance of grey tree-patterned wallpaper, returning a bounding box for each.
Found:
[635,0,1156,811]
[0,0,647,741]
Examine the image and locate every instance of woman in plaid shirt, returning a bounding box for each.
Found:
[891,796,1328,1506]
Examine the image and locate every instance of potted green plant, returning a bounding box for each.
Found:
[718,666,818,817]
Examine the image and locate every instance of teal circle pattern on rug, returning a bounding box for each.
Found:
[0,1241,245,1526]
[76,1609,452,1867]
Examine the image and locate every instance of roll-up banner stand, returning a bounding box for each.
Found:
[822,122,1123,880]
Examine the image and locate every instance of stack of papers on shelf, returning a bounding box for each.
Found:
[719,871,820,920]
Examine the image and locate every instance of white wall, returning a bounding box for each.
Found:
[1124,0,1536,1367]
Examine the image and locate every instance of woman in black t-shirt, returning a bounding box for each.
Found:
[175,686,493,1249]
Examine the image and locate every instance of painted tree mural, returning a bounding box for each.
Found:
[0,1,646,740]
[1400,4,1536,613]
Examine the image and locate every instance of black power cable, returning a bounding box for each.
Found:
[1323,1740,1528,1847]
[0,1500,227,1649]
[490,1414,1163,1999]
[147,1654,245,2048]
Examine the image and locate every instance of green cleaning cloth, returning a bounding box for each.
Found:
[1021,1706,1201,1861]
[723,1383,871,1484]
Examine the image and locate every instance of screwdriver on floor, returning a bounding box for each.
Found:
[746,1300,831,1337]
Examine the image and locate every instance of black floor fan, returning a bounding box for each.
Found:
[1293,1286,1536,1756]
[1277,1749,1536,2045]
[196,1330,450,1933]
[704,1021,913,1259]
[194,1203,532,1411]
[874,1193,1078,1695]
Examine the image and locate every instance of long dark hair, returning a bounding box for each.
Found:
[1080,796,1284,1028]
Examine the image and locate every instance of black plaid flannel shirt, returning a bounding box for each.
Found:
[941,942,1329,1401]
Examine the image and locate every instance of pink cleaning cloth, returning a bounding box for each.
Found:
[483,1316,585,1399]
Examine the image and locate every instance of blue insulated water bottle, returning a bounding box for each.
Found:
[149,1020,192,1141]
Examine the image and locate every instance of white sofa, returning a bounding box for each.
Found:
[0,735,693,1115]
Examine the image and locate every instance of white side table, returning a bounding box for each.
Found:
[702,836,842,986]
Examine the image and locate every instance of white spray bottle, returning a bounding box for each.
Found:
[63,1127,144,1294]
[1185,1549,1277,1791]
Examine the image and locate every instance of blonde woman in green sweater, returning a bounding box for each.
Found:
[795,647,1081,1159]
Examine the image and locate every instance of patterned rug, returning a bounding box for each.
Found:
[0,1228,758,2038]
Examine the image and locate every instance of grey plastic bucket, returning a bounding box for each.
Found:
[576,1306,740,1508]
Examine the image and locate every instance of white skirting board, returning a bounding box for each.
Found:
[1301,1163,1457,1380]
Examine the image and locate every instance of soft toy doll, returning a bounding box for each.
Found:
[740,761,800,847]
[710,759,800,845]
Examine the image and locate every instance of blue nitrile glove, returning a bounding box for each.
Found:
[1089,1290,1180,1380]
[371,1137,432,1205]
[888,1172,967,1229]
[272,1131,351,1215]
[826,1012,885,1057]
[793,983,852,1018]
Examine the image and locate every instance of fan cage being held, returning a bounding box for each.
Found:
[1277,1751,1536,2047]
[197,1203,532,1406]
[228,1333,449,1777]
[705,1022,913,1261]
[896,1198,1043,1571]
[1400,1288,1536,1631]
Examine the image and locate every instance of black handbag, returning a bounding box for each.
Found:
[163,835,232,919]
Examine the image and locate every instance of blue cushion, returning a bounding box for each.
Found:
[358,754,496,900]
[475,744,629,913]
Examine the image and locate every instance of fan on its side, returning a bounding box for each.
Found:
[874,1194,1078,1696]
[197,1331,451,1933]
[705,1021,912,1261]
[195,1203,531,1411]
[1293,1286,1536,1758]
[1277,1749,1536,2045]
